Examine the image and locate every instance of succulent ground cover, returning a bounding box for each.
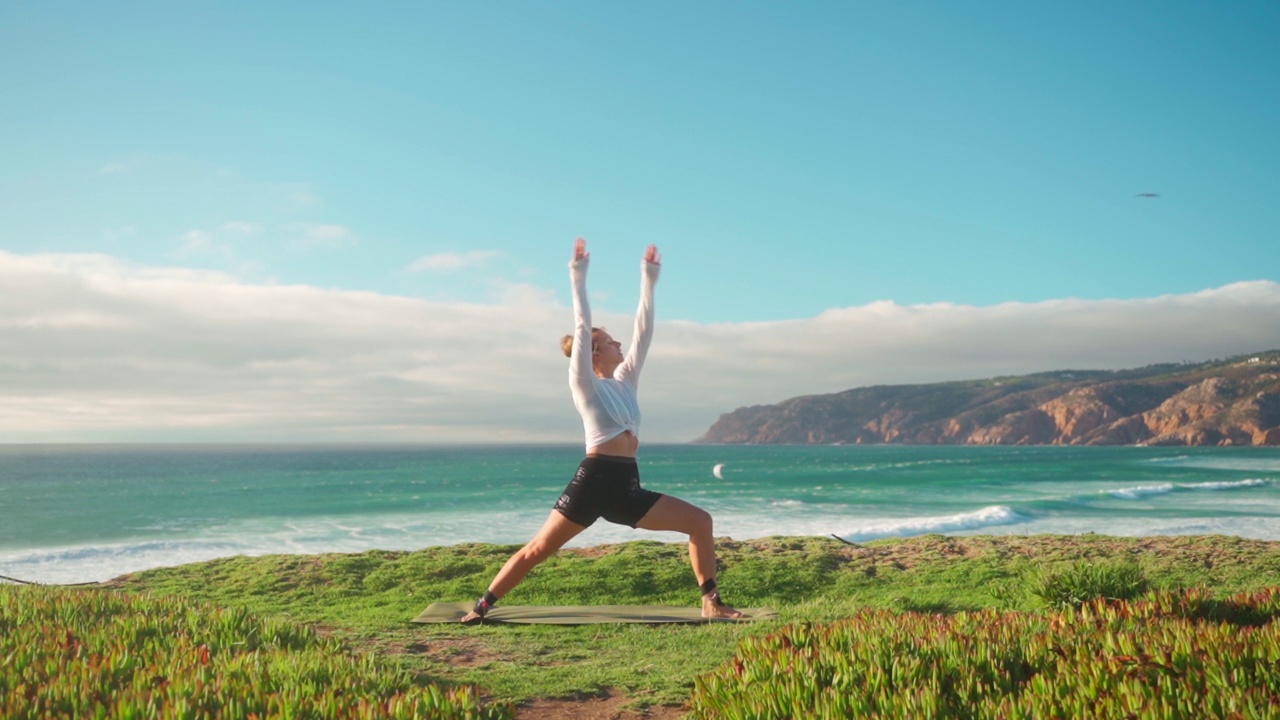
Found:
[690,587,1280,719]
[0,585,512,719]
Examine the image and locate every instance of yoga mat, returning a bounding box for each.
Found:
[412,602,778,625]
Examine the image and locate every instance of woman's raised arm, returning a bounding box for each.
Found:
[616,244,660,387]
[568,238,596,397]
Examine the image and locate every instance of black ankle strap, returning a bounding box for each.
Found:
[473,590,499,617]
[699,578,726,606]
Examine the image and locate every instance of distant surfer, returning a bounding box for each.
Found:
[461,239,742,623]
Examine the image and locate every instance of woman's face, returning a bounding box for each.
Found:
[592,331,623,366]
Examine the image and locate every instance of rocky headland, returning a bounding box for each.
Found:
[697,351,1280,446]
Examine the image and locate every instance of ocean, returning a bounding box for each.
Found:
[2,444,1278,585]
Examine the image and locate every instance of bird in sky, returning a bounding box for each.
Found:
[1134,193,1160,198]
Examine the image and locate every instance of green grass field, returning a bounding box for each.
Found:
[82,533,1280,712]
[10,530,1280,712]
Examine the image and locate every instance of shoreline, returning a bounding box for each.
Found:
[5,531,1278,588]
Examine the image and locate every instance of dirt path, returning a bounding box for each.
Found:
[515,690,686,720]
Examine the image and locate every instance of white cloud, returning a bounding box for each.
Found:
[174,230,220,257]
[0,249,1276,443]
[641,280,1280,438]
[286,223,355,248]
[171,225,265,269]
[407,250,503,273]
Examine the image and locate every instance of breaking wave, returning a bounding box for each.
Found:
[835,505,1026,543]
[1106,478,1268,499]
[1180,478,1268,491]
[1108,484,1175,499]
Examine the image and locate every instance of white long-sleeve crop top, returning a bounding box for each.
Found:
[568,255,660,451]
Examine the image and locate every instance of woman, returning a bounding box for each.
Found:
[461,238,742,623]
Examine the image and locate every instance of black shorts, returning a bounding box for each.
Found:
[554,455,664,528]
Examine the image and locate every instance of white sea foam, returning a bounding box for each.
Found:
[1102,478,1268,500]
[0,510,552,585]
[1108,483,1175,499]
[1179,478,1268,491]
[995,516,1280,541]
[0,539,253,586]
[1144,455,1191,465]
[835,506,1026,543]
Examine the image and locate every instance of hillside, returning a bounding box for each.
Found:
[697,351,1280,446]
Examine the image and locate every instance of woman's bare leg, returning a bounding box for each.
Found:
[636,495,743,618]
[460,510,587,623]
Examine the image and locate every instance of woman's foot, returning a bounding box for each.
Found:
[702,595,745,620]
[460,591,499,625]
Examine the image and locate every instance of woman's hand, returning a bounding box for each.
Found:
[574,237,589,262]
[644,244,661,265]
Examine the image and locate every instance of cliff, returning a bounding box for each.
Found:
[697,351,1280,446]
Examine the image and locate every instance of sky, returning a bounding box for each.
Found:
[1,2,1278,443]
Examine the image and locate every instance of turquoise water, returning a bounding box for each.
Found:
[2,444,1278,583]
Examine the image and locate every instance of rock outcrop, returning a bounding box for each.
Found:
[698,353,1280,446]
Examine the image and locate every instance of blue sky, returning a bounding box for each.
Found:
[1,2,1277,442]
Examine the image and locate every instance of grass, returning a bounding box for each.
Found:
[1023,558,1149,609]
[87,532,1280,712]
